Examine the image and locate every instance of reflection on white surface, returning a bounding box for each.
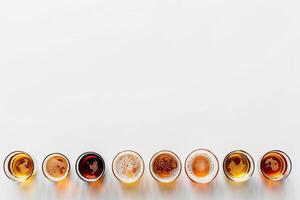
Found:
[0,165,296,200]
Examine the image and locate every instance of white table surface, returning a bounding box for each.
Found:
[0,0,299,199]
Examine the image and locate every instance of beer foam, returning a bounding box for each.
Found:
[185,149,219,183]
[150,151,181,183]
[113,151,144,183]
[43,153,70,182]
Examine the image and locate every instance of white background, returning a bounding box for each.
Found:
[0,0,299,199]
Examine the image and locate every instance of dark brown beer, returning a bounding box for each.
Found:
[260,150,291,181]
[76,152,105,182]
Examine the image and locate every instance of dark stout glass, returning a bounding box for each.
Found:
[76,152,105,182]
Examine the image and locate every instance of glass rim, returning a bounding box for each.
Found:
[184,148,219,184]
[112,150,145,183]
[75,151,106,182]
[149,150,182,183]
[258,149,292,181]
[42,152,71,182]
[222,150,255,182]
[3,150,36,182]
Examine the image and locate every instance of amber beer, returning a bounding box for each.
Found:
[223,150,254,182]
[150,150,182,183]
[259,150,292,181]
[4,151,36,182]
